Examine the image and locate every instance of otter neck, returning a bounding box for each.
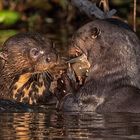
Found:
[0,67,32,98]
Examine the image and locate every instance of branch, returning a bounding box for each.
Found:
[133,0,137,32]
[70,0,116,19]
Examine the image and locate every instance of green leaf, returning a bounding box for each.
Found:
[0,10,21,25]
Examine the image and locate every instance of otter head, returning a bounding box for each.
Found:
[67,19,140,85]
[68,25,101,59]
[0,33,58,103]
[0,32,57,77]
[65,25,101,84]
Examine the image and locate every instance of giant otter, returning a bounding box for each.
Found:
[0,32,57,106]
[56,19,140,113]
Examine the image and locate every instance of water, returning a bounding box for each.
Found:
[1,107,140,140]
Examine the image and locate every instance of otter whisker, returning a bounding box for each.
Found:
[45,70,53,80]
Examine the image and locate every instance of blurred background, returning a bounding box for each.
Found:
[0,0,139,47]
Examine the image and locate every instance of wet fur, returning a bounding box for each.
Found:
[57,19,140,113]
[0,32,57,105]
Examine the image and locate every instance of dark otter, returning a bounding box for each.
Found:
[0,32,57,105]
[56,19,140,113]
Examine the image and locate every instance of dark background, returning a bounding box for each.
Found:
[0,0,139,46]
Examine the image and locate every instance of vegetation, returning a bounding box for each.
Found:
[0,0,139,45]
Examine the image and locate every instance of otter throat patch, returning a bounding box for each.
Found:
[12,73,47,104]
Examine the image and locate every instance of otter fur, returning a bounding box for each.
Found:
[56,19,140,113]
[0,32,57,105]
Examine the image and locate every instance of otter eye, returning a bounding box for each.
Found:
[30,48,40,59]
[46,56,51,62]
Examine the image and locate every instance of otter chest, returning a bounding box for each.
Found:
[12,73,49,104]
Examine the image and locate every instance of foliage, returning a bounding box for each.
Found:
[0,0,139,44]
[0,10,20,25]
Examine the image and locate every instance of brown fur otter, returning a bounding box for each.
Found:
[56,19,140,113]
[0,32,57,105]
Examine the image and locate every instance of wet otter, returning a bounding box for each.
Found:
[0,32,57,105]
[56,19,140,113]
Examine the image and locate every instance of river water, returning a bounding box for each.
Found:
[1,105,140,140]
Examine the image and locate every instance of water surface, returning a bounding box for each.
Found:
[1,107,140,140]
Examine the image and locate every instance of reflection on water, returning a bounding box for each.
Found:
[1,107,140,140]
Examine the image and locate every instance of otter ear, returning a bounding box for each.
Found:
[91,27,101,39]
[0,51,8,60]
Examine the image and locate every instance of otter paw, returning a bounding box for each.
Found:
[54,73,75,101]
[56,93,81,112]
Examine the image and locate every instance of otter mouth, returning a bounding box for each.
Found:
[66,53,90,86]
[34,53,59,76]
